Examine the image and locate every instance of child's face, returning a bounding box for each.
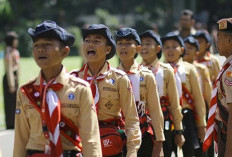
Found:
[163,39,183,63]
[83,34,111,63]
[183,42,198,62]
[33,38,66,70]
[195,37,209,56]
[140,37,159,62]
[116,38,139,62]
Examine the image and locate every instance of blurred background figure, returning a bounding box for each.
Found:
[3,31,20,129]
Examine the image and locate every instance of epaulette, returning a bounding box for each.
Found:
[69,69,81,77]
[194,62,207,70]
[139,66,152,73]
[111,67,126,76]
[159,62,173,70]
[20,77,37,89]
[70,75,90,87]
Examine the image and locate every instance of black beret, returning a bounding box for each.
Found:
[184,36,199,51]
[217,18,232,33]
[28,20,75,47]
[81,24,116,60]
[139,30,162,59]
[194,30,211,43]
[115,28,141,58]
[161,32,186,57]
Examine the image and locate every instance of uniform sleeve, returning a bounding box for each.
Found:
[189,67,206,127]
[77,86,102,157]
[203,67,213,108]
[146,73,165,141]
[120,75,141,156]
[166,68,183,130]
[13,89,30,157]
[213,58,221,80]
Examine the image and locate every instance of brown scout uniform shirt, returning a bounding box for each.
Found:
[197,53,221,84]
[13,67,102,157]
[118,61,165,141]
[71,62,141,156]
[193,62,212,109]
[216,55,232,121]
[175,59,206,127]
[141,58,183,130]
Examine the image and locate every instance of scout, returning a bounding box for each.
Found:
[139,30,185,157]
[194,30,221,84]
[13,20,102,157]
[183,36,212,108]
[183,36,212,157]
[115,28,164,157]
[161,32,206,157]
[70,24,141,157]
[203,18,232,157]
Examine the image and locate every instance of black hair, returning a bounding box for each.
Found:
[5,31,18,47]
[181,9,194,20]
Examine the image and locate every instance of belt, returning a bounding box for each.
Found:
[27,150,81,157]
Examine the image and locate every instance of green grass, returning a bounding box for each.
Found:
[0,55,143,130]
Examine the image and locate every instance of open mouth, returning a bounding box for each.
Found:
[38,56,47,60]
[120,52,127,55]
[87,51,96,56]
[141,51,148,55]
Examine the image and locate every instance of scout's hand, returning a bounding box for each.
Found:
[174,134,185,148]
[152,141,164,157]
[198,126,206,142]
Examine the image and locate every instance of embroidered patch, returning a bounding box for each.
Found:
[140,77,144,82]
[105,101,113,109]
[37,101,41,106]
[15,109,21,114]
[68,93,75,100]
[109,79,115,85]
[34,92,40,97]
[226,71,232,77]
[219,20,227,30]
[224,78,232,86]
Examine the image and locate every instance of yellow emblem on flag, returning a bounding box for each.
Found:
[219,20,227,30]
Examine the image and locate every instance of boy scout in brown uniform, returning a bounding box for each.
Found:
[161,32,206,157]
[139,30,184,157]
[203,18,232,157]
[183,36,212,109]
[70,24,141,157]
[194,30,221,84]
[115,28,165,157]
[183,36,212,157]
[13,20,102,157]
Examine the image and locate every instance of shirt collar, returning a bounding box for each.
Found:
[34,66,68,86]
[118,61,139,73]
[141,58,159,68]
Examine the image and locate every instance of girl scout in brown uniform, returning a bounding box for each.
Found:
[115,28,165,157]
[204,18,232,157]
[13,20,102,157]
[194,30,221,84]
[161,32,206,157]
[70,24,141,157]
[139,30,184,157]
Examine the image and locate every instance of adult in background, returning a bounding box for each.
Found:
[174,9,197,39]
[3,31,20,129]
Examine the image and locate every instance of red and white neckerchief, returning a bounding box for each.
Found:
[197,52,212,67]
[148,63,164,97]
[170,63,183,101]
[203,59,232,152]
[83,63,110,114]
[124,65,145,118]
[39,75,63,157]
